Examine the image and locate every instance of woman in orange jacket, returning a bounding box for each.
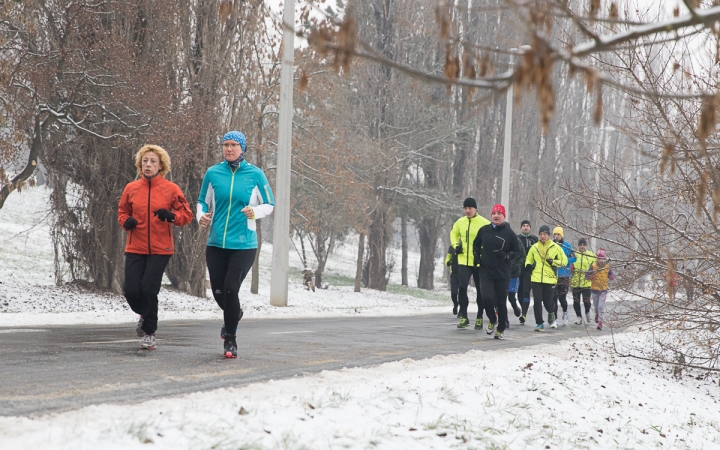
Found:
[117,145,194,349]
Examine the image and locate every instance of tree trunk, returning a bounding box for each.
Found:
[417,217,441,290]
[354,233,365,292]
[251,219,261,294]
[401,215,408,286]
[364,191,394,290]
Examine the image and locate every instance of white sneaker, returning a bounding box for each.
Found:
[140,334,156,350]
[550,320,559,329]
[574,317,584,325]
[562,311,569,325]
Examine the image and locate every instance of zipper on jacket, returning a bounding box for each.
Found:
[222,169,237,248]
[466,218,470,266]
[147,179,152,255]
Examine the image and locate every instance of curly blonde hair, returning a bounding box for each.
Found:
[135,145,171,176]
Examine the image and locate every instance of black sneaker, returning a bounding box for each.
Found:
[223,335,237,359]
[220,325,226,340]
[512,303,521,317]
[452,305,458,316]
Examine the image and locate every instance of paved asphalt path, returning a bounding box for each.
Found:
[0,311,609,416]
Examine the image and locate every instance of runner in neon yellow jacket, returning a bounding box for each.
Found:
[570,238,595,324]
[449,198,490,329]
[524,225,568,329]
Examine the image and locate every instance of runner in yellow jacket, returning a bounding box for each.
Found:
[450,197,490,329]
[570,238,595,325]
[524,225,568,331]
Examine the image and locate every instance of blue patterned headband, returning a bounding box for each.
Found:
[222,131,246,153]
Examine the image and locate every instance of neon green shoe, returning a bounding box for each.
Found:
[474,318,483,330]
[493,330,504,340]
[457,318,470,329]
[485,322,496,335]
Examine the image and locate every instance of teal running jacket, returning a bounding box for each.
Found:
[197,160,274,249]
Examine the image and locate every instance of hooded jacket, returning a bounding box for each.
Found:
[518,233,539,273]
[589,260,614,291]
[571,250,596,288]
[472,221,521,280]
[450,214,490,267]
[525,239,569,285]
[197,160,274,250]
[445,245,459,274]
[554,238,576,278]
[511,235,527,278]
[118,174,194,255]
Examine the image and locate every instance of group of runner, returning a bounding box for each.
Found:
[117,131,274,358]
[446,198,614,339]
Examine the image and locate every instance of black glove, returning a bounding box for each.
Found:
[446,259,452,267]
[154,209,175,222]
[498,251,512,260]
[546,258,555,266]
[123,217,138,230]
[455,245,463,255]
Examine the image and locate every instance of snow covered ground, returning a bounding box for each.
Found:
[0,186,450,327]
[3,187,719,450]
[1,332,719,449]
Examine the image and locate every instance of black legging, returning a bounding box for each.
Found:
[479,273,510,332]
[553,276,570,314]
[124,253,171,335]
[519,271,533,316]
[450,268,459,308]
[206,246,256,337]
[531,282,556,325]
[572,287,592,316]
[457,265,483,319]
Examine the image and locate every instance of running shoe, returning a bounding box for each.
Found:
[493,330,504,340]
[562,311,569,325]
[597,322,603,331]
[519,315,526,324]
[550,320,559,329]
[136,316,144,337]
[474,318,483,330]
[452,305,458,316]
[223,336,238,358]
[534,324,545,332]
[457,318,470,328]
[485,322,496,335]
[574,317,584,325]
[548,312,556,325]
[512,303,521,317]
[139,334,156,350]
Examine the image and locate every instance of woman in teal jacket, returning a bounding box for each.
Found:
[197,131,274,358]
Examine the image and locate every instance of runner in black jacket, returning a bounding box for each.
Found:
[472,204,520,339]
[517,220,539,324]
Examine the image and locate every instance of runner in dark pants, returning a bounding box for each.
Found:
[118,145,194,350]
[524,225,568,331]
[472,204,520,340]
[450,198,490,329]
[517,220,538,324]
[198,131,275,359]
[445,245,460,317]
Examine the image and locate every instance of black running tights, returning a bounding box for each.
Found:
[124,253,171,335]
[206,246,256,337]
[531,282,556,325]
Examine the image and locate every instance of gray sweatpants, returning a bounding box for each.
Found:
[591,290,608,323]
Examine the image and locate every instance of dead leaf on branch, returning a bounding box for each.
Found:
[590,0,601,19]
[219,1,233,22]
[697,95,719,144]
[659,143,674,175]
[594,84,603,125]
[608,3,619,31]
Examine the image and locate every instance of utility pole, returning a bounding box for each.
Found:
[500,45,530,217]
[500,49,515,214]
[269,1,294,307]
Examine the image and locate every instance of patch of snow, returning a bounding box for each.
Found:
[1,332,718,449]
